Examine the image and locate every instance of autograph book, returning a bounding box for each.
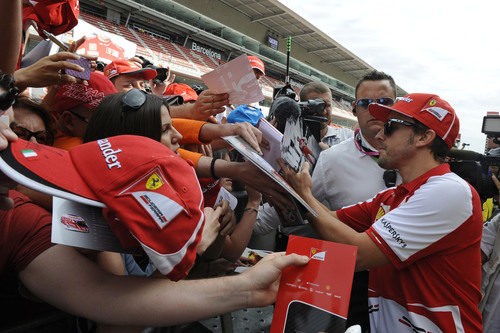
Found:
[222,135,317,218]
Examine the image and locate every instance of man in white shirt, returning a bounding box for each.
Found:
[299,81,354,147]
[255,72,400,233]
[254,71,400,331]
[310,71,400,331]
[312,71,400,214]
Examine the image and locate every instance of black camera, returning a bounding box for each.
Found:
[151,66,168,83]
[135,55,169,84]
[448,115,500,200]
[95,61,106,72]
[270,84,327,142]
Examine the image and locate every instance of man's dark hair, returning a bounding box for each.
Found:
[413,120,449,163]
[84,92,168,143]
[299,81,330,101]
[355,70,396,99]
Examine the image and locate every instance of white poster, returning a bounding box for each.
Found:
[73,19,137,63]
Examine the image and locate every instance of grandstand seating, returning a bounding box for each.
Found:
[78,12,354,115]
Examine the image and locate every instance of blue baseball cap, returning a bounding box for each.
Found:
[227,105,263,126]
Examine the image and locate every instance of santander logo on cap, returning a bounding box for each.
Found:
[397,96,413,103]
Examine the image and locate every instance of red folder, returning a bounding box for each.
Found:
[271,235,357,333]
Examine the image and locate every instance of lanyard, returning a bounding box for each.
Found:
[353,128,379,158]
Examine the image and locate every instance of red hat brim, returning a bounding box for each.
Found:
[0,139,103,207]
[115,68,157,81]
[369,103,413,123]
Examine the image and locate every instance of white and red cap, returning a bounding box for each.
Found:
[369,93,460,148]
[0,135,204,281]
[248,55,265,75]
[104,59,157,81]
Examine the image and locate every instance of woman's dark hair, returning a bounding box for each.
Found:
[83,92,169,143]
[13,96,55,135]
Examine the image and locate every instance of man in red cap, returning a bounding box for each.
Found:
[282,93,483,332]
[104,59,157,93]
[164,82,198,103]
[53,71,117,150]
[248,55,265,81]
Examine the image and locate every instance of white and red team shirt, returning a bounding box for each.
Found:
[337,164,483,332]
[78,36,125,63]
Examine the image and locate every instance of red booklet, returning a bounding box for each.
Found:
[270,235,357,333]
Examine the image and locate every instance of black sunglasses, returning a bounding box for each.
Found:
[122,88,147,112]
[356,97,394,109]
[383,118,420,136]
[10,123,54,145]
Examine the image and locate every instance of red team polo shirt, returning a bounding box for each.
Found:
[337,164,483,332]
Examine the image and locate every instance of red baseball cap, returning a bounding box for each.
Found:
[104,59,157,80]
[369,93,460,148]
[164,83,198,102]
[54,71,117,117]
[0,135,204,281]
[248,55,265,75]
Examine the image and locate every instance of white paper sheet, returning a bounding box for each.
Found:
[52,197,135,253]
[201,54,265,106]
[257,117,283,171]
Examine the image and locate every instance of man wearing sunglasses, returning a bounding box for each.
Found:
[53,71,117,150]
[312,71,400,217]
[252,71,401,330]
[282,93,483,332]
[310,70,401,331]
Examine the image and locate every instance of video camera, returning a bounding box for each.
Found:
[270,83,328,142]
[448,115,500,200]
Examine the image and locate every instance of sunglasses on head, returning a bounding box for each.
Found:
[356,97,394,109]
[383,118,420,136]
[122,88,147,112]
[10,123,54,145]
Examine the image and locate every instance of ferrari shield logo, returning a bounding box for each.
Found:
[146,173,163,190]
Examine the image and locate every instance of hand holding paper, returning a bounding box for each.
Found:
[201,55,264,106]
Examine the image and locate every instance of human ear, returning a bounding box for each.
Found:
[415,129,436,148]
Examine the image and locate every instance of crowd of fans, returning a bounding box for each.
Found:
[2,1,500,332]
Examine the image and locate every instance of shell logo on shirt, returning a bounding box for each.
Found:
[376,206,386,220]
